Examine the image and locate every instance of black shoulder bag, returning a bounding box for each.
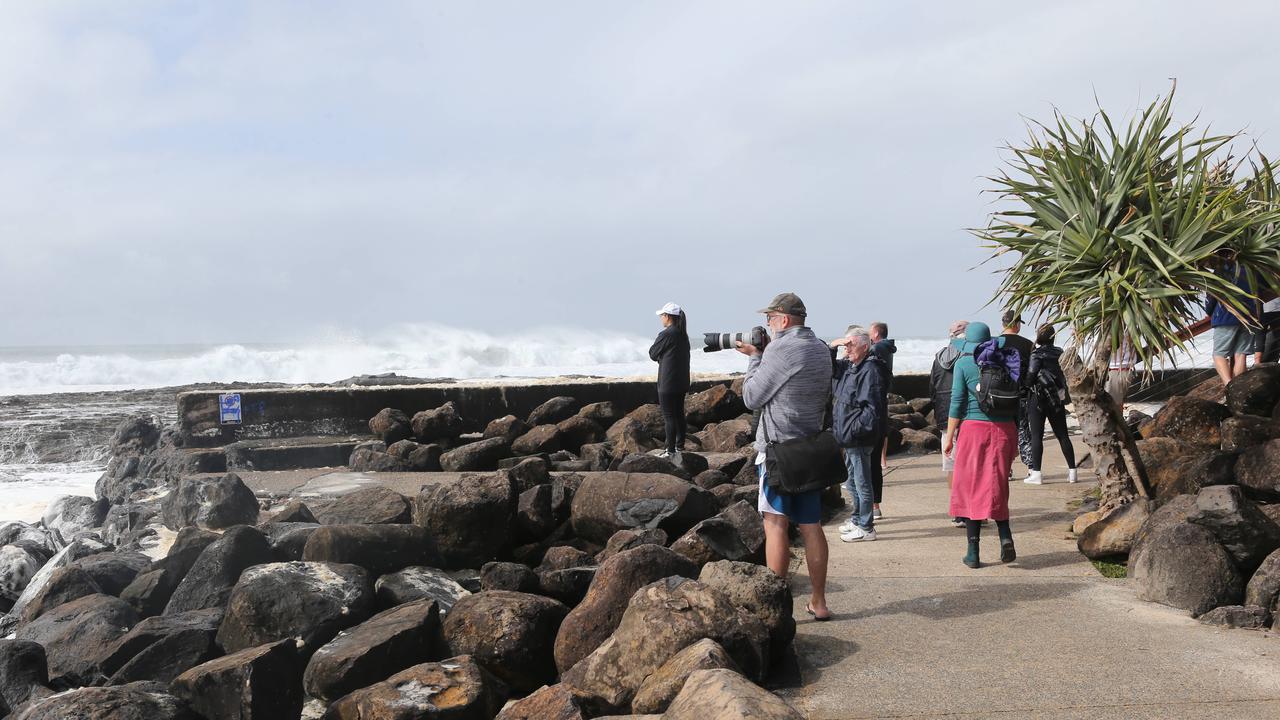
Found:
[762,405,845,495]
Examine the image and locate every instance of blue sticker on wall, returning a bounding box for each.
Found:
[219,393,243,425]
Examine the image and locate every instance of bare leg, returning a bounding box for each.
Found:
[1233,353,1248,377]
[763,513,790,579]
[1213,355,1234,386]
[797,522,829,617]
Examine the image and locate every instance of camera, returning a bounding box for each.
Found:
[703,326,770,353]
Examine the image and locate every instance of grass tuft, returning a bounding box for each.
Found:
[1091,559,1127,578]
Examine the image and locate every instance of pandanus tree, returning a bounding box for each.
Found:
[974,86,1280,511]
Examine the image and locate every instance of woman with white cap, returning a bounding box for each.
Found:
[649,302,691,458]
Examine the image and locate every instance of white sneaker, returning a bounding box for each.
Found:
[840,527,877,542]
[873,507,883,519]
[1067,469,1078,483]
[838,520,857,534]
[656,450,673,459]
[1023,470,1043,485]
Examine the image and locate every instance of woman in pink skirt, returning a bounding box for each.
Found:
[941,322,1019,568]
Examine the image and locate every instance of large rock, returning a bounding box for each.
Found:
[605,417,660,456]
[1076,499,1153,559]
[685,384,745,427]
[561,578,769,714]
[700,418,754,453]
[698,560,794,659]
[663,668,803,720]
[1220,415,1280,452]
[515,483,571,543]
[41,495,109,540]
[443,591,569,693]
[369,408,412,444]
[512,424,562,456]
[413,473,515,568]
[571,473,717,544]
[0,546,44,603]
[412,401,466,442]
[99,502,163,553]
[15,594,138,684]
[1235,438,1280,500]
[479,562,540,594]
[161,474,260,532]
[101,608,223,685]
[1186,485,1280,573]
[388,440,444,472]
[314,486,411,525]
[170,640,304,720]
[1131,522,1243,616]
[1136,439,1237,502]
[304,598,442,702]
[615,454,693,481]
[1245,549,1280,611]
[13,684,199,720]
[554,544,698,673]
[1197,604,1272,629]
[671,517,752,567]
[631,639,740,715]
[484,415,529,443]
[440,437,510,472]
[18,565,103,623]
[375,566,472,615]
[594,528,668,564]
[556,416,605,453]
[216,561,373,656]
[1130,494,1197,562]
[538,566,596,606]
[1225,364,1280,417]
[120,528,220,618]
[303,524,442,576]
[70,551,150,596]
[0,640,50,714]
[578,442,615,471]
[495,682,586,720]
[320,655,505,720]
[528,396,580,426]
[6,538,112,625]
[1145,396,1232,447]
[164,526,274,615]
[260,521,320,561]
[347,441,408,473]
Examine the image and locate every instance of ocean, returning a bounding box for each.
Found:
[0,324,1218,523]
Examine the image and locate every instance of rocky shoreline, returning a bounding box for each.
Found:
[0,375,952,719]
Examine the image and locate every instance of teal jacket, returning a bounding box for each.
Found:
[948,338,1018,423]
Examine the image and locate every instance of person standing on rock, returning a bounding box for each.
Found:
[829,328,884,542]
[942,322,1019,569]
[930,320,968,527]
[735,292,834,620]
[868,321,895,515]
[650,302,691,459]
[1023,324,1077,485]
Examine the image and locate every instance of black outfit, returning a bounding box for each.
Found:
[928,341,963,428]
[649,325,691,453]
[868,339,896,503]
[1001,332,1035,467]
[1025,344,1075,472]
[1261,310,1280,363]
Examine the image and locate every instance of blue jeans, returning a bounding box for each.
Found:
[843,445,875,531]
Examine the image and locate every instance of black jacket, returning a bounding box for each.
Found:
[929,341,963,407]
[649,325,690,394]
[1026,344,1069,410]
[832,353,885,447]
[871,338,896,387]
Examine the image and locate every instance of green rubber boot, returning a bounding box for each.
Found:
[1000,538,1017,563]
[963,540,981,569]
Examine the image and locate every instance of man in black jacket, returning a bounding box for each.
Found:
[830,329,885,542]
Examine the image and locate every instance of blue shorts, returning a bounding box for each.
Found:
[757,461,823,525]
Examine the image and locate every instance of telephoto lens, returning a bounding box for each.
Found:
[702,326,770,352]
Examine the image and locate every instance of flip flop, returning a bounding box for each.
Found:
[805,603,832,622]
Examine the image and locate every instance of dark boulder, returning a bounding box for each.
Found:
[671,517,753,567]
[413,473,515,569]
[615,453,693,481]
[170,640,304,720]
[303,599,442,702]
[693,469,731,490]
[160,473,260,532]
[495,682,587,720]
[70,551,150,596]
[605,417,659,456]
[320,655,505,720]
[369,408,413,444]
[539,545,593,571]
[1221,414,1280,452]
[484,415,529,443]
[18,565,103,624]
[698,560,794,659]
[120,528,220,618]
[1186,485,1280,573]
[41,495,109,540]
[1131,522,1243,615]
[538,567,597,606]
[397,441,443,472]
[164,526,274,615]
[1225,364,1280,417]
[412,401,466,442]
[528,396,580,426]
[685,384,745,427]
[1197,604,1271,629]
[216,562,373,656]
[664,668,804,720]
[260,521,320,561]
[556,416,605,453]
[570,472,717,544]
[101,608,222,685]
[374,567,471,615]
[314,485,411,525]
[480,561,540,594]
[578,442,615,471]
[1235,438,1280,500]
[348,441,408,473]
[512,425,562,456]
[302,524,442,576]
[700,418,754,453]
[13,683,199,720]
[15,594,138,684]
[594,528,668,564]
[267,500,317,524]
[553,544,698,673]
[440,437,510,472]
[1136,438,1237,503]
[444,591,569,694]
[577,401,620,425]
[0,640,50,715]
[1145,396,1233,447]
[631,638,740,715]
[1077,499,1153,560]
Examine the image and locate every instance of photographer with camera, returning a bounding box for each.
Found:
[649,302,690,459]
[735,292,835,621]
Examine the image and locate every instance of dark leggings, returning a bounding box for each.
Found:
[1026,401,1075,472]
[870,429,885,503]
[658,391,687,452]
[966,518,1012,542]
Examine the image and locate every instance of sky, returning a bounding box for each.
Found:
[3,0,1280,346]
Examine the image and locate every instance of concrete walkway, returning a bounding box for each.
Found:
[778,444,1280,719]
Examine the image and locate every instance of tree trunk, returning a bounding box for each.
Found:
[1061,346,1149,510]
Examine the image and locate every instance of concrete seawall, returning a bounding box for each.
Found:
[175,368,1209,448]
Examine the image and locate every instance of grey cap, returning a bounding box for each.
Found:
[757,292,807,317]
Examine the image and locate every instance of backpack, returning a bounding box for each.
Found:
[1034,366,1070,412]
[974,342,1022,416]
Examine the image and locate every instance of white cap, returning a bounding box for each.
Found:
[656,302,682,316]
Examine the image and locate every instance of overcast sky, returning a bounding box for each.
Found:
[3,1,1279,346]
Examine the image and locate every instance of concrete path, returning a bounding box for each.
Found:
[777,444,1280,719]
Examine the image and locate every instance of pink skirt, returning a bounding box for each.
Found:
[949,419,1017,521]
